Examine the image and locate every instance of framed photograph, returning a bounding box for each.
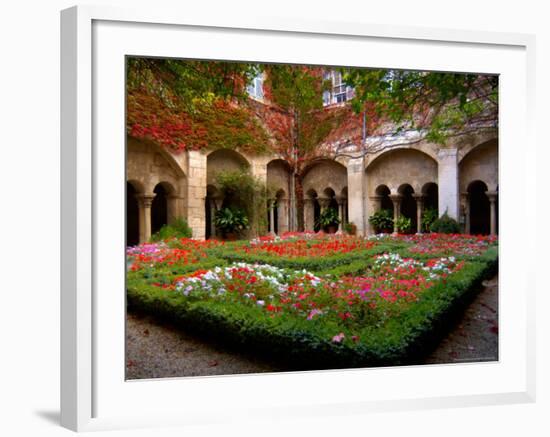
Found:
[61,5,536,432]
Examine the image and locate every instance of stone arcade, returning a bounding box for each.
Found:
[126,130,498,244]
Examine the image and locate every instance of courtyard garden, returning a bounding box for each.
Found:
[126,232,498,371]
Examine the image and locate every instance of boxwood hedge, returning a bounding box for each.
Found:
[126,246,498,369]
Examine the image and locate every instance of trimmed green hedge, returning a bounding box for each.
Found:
[211,243,404,272]
[127,248,498,369]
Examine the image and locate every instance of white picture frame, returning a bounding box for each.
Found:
[60,5,536,432]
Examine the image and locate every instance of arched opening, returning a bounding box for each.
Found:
[126,182,140,246]
[320,188,339,233]
[205,185,222,240]
[398,184,416,233]
[496,186,499,235]
[341,187,349,225]
[304,189,321,232]
[422,182,439,211]
[375,185,393,214]
[468,180,490,235]
[151,183,169,235]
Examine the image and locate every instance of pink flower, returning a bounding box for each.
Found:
[332,332,345,343]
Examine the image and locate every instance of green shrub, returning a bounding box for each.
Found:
[214,207,249,236]
[315,207,340,230]
[343,222,357,235]
[368,209,394,233]
[126,251,498,368]
[216,170,268,235]
[421,207,438,232]
[430,212,461,234]
[395,216,412,233]
[150,218,192,241]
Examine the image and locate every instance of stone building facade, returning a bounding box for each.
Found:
[126,129,498,244]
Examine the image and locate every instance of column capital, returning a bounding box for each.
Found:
[136,194,155,208]
[389,194,403,203]
[412,193,426,201]
[318,197,332,208]
[335,195,346,205]
[486,191,498,201]
[369,195,382,201]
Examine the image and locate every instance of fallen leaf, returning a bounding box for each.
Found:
[207,360,218,367]
[143,329,150,336]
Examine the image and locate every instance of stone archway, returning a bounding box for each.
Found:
[267,159,292,235]
[468,180,490,235]
[459,140,498,236]
[304,189,320,232]
[126,181,140,246]
[398,184,416,234]
[206,149,251,239]
[151,182,176,236]
[366,148,438,234]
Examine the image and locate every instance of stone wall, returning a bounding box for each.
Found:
[303,159,348,196]
[459,139,498,192]
[126,133,499,240]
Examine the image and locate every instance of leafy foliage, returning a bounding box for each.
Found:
[214,207,249,236]
[421,207,439,233]
[127,58,270,153]
[315,207,340,230]
[395,216,413,234]
[150,218,193,241]
[343,222,357,235]
[430,212,461,234]
[368,209,394,233]
[215,170,270,235]
[342,69,498,143]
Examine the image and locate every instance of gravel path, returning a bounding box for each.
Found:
[126,313,286,379]
[424,274,498,364]
[126,274,498,379]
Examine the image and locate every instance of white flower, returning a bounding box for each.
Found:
[256,300,265,306]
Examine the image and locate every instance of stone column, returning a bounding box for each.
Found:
[268,198,276,235]
[136,194,155,243]
[486,191,498,236]
[389,194,402,234]
[347,156,366,236]
[413,194,425,234]
[460,192,470,234]
[186,150,207,239]
[166,194,181,225]
[344,200,348,225]
[437,148,459,220]
[210,195,223,238]
[277,198,289,234]
[304,198,315,231]
[336,196,345,231]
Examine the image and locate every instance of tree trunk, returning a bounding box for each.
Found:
[295,172,304,231]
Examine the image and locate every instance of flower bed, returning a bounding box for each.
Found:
[126,233,498,369]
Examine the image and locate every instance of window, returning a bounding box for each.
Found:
[323,70,354,106]
[247,73,264,100]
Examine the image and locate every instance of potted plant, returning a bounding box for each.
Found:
[368,209,394,233]
[214,207,249,240]
[395,216,412,234]
[421,207,438,233]
[343,221,357,235]
[315,207,340,233]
